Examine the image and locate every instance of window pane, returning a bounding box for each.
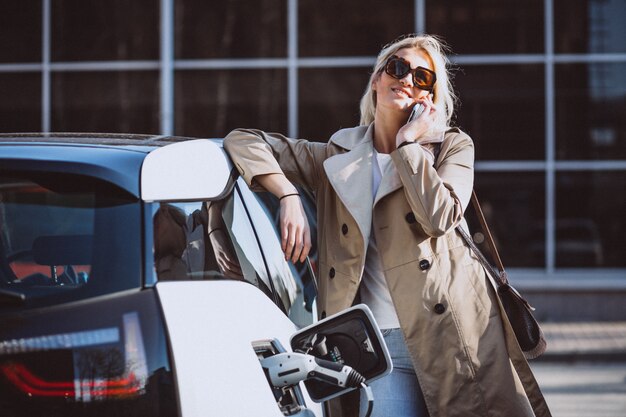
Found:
[237,184,305,321]
[426,0,544,54]
[175,0,287,58]
[175,69,287,137]
[298,0,413,57]
[152,190,279,307]
[454,64,545,160]
[0,1,41,63]
[51,0,159,61]
[298,67,370,142]
[0,73,41,132]
[251,188,319,328]
[51,71,160,134]
[556,171,626,267]
[554,0,626,53]
[555,63,626,160]
[0,172,141,307]
[469,172,545,267]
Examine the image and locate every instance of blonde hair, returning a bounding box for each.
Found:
[359,34,457,130]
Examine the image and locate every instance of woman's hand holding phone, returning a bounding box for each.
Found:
[395,95,437,149]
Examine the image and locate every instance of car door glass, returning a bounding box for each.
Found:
[152,188,275,302]
[238,182,317,327]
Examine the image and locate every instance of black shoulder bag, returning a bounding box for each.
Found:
[456,191,547,360]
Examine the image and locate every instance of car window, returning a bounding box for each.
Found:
[0,172,141,308]
[239,185,318,328]
[151,184,276,303]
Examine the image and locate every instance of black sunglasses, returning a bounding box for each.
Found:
[383,55,437,91]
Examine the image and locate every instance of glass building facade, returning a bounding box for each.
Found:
[1,0,625,288]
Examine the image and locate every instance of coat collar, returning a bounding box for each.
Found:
[323,124,404,245]
[328,124,371,150]
[323,125,374,245]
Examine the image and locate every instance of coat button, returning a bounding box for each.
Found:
[434,303,446,314]
[329,267,335,279]
[405,212,416,224]
[321,311,326,319]
[419,259,431,271]
[341,224,348,235]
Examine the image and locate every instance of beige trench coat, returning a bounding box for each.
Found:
[224,124,551,417]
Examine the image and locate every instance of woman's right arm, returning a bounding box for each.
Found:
[223,129,326,263]
[223,128,326,193]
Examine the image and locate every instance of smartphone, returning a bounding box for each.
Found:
[408,103,424,123]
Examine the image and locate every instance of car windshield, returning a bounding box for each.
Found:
[0,171,141,308]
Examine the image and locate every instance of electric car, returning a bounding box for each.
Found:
[0,134,389,417]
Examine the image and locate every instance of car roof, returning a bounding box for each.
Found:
[0,132,194,148]
[0,133,231,200]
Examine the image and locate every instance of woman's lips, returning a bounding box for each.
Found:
[392,87,412,98]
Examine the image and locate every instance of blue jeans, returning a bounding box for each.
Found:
[360,328,430,417]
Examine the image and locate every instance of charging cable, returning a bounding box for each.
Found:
[361,382,374,417]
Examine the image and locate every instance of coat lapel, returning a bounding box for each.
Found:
[373,157,402,207]
[323,128,374,247]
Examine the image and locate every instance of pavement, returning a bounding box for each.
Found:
[537,321,626,362]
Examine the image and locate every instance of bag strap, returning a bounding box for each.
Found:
[431,137,509,288]
[456,191,509,288]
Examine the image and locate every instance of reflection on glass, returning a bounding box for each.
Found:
[298,0,412,57]
[426,0,544,54]
[469,172,545,267]
[51,71,160,134]
[151,180,315,320]
[556,171,626,267]
[554,0,626,53]
[254,190,318,328]
[454,64,545,160]
[152,194,276,302]
[51,0,159,61]
[237,184,299,318]
[175,0,287,58]
[556,63,626,160]
[0,172,141,304]
[174,69,287,137]
[0,1,41,63]
[298,67,371,142]
[0,73,41,132]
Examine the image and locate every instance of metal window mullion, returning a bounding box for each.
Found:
[48,61,161,71]
[554,53,626,63]
[452,54,546,65]
[475,160,626,172]
[287,0,298,138]
[175,58,287,70]
[42,0,51,133]
[415,0,425,34]
[555,161,626,170]
[160,0,174,136]
[545,0,556,274]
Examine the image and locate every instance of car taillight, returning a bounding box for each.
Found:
[0,312,148,401]
[1,363,141,398]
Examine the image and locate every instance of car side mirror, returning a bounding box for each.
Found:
[289,304,392,402]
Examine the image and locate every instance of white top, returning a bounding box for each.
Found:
[359,150,401,329]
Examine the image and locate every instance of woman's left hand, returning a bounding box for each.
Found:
[395,95,437,148]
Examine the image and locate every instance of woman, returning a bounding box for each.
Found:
[224,34,551,417]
